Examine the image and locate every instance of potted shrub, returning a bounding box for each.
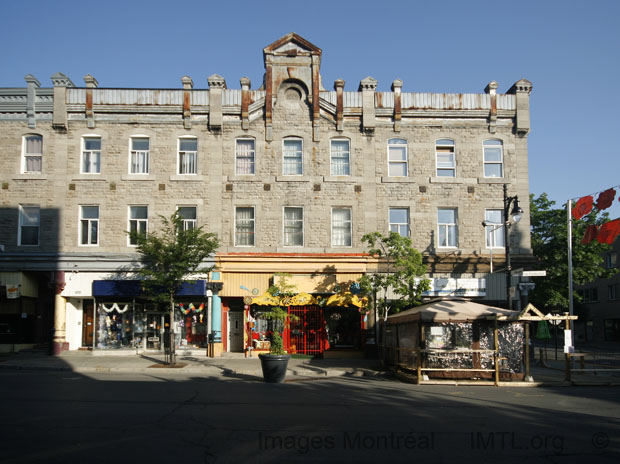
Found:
[258,274,298,383]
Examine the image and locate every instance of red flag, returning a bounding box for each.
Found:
[595,188,616,211]
[581,225,598,244]
[572,196,593,220]
[597,219,620,245]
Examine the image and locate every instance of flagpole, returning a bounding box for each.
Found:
[567,199,574,346]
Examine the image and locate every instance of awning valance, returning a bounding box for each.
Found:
[92,280,208,299]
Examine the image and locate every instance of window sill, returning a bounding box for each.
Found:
[121,174,156,181]
[276,176,310,182]
[13,174,48,180]
[170,175,206,182]
[381,177,415,183]
[430,177,477,184]
[478,178,507,184]
[323,176,357,182]
[227,175,265,182]
[72,175,107,181]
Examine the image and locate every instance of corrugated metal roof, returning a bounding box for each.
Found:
[320,91,337,105]
[223,89,241,106]
[343,91,361,107]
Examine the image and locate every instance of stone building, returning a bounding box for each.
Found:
[0,33,534,356]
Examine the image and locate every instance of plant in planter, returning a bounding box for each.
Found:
[258,274,299,383]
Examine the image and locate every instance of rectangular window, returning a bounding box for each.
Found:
[330,139,350,176]
[236,139,255,175]
[82,137,101,174]
[130,137,150,174]
[609,283,619,301]
[19,205,40,246]
[283,139,303,175]
[178,138,197,174]
[23,135,42,173]
[80,205,99,246]
[177,206,197,231]
[283,207,303,246]
[606,252,617,269]
[389,208,410,238]
[485,209,505,248]
[235,207,255,247]
[483,139,503,178]
[438,208,458,248]
[332,208,352,247]
[436,139,455,177]
[580,287,598,303]
[388,138,408,177]
[128,206,148,246]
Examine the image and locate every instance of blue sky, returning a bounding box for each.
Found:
[2,0,619,218]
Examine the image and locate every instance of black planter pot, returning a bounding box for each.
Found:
[258,354,290,383]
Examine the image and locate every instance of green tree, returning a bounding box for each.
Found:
[358,231,431,325]
[529,193,612,313]
[128,212,219,364]
[263,273,299,355]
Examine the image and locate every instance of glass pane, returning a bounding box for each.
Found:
[485,210,503,224]
[436,139,454,146]
[388,138,407,145]
[26,136,42,154]
[90,221,98,244]
[21,206,40,225]
[484,164,502,178]
[484,147,502,162]
[81,221,89,245]
[438,209,455,224]
[21,227,38,245]
[81,206,99,219]
[389,208,408,224]
[283,139,302,152]
[437,169,455,177]
[448,225,457,246]
[178,207,196,220]
[437,153,454,167]
[25,156,42,172]
[331,140,349,154]
[388,162,407,177]
[130,206,148,219]
[179,138,197,151]
[484,139,503,146]
[132,138,149,151]
[84,137,101,150]
[388,146,407,161]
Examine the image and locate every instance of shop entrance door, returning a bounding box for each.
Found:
[229,311,244,352]
[82,299,94,347]
[145,313,165,351]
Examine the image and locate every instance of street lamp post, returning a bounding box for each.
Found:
[503,184,524,311]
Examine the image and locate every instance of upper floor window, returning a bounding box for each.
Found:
[177,206,197,231]
[22,135,42,173]
[82,136,101,174]
[485,209,505,248]
[235,207,255,247]
[609,283,619,301]
[80,205,99,246]
[389,208,410,238]
[332,207,352,247]
[483,139,503,178]
[130,137,150,174]
[283,207,303,247]
[178,138,197,174]
[18,205,40,246]
[436,139,455,177]
[605,252,617,269]
[236,138,255,175]
[128,206,148,246]
[330,139,350,176]
[438,208,458,248]
[283,138,303,175]
[388,138,408,177]
[580,287,598,303]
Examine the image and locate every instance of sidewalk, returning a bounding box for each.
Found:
[1,350,619,386]
[0,350,383,381]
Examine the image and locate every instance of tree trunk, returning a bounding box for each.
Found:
[169,293,176,366]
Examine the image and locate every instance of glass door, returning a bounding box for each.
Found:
[145,313,164,350]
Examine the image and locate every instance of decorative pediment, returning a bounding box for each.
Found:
[263,32,322,57]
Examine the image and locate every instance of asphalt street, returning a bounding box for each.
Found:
[1,370,619,464]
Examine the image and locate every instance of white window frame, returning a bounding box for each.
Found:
[79,205,100,246]
[235,206,255,247]
[177,206,197,231]
[483,139,504,178]
[331,207,352,247]
[435,139,455,177]
[22,134,43,174]
[485,209,505,249]
[437,208,458,248]
[81,135,101,174]
[235,138,255,175]
[330,139,351,176]
[389,207,410,238]
[387,138,408,177]
[129,136,150,174]
[283,206,304,247]
[128,205,148,246]
[605,252,617,269]
[282,138,303,175]
[18,204,40,246]
[178,137,198,175]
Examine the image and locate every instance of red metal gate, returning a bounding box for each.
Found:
[285,305,326,355]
